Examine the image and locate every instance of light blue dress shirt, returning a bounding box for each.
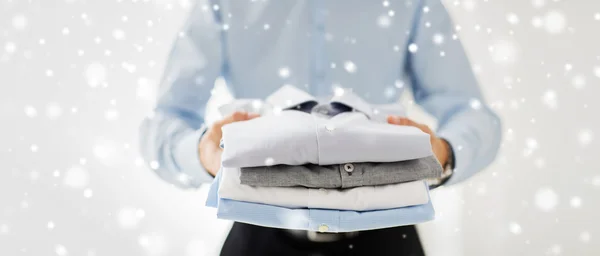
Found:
[139,0,502,188]
[206,169,435,232]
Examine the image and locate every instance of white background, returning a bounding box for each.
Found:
[1,0,599,255]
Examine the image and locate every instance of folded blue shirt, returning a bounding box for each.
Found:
[206,171,435,232]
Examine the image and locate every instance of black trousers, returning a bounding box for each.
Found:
[220,222,425,256]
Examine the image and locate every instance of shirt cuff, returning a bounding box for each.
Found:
[172,125,213,187]
[438,128,475,186]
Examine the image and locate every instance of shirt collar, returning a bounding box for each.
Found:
[329,88,373,118]
[266,84,318,110]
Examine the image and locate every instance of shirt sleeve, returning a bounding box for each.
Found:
[139,2,224,188]
[404,0,502,185]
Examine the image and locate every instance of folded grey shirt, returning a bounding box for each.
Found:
[239,156,443,189]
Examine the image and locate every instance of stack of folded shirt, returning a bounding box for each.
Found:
[206,85,442,232]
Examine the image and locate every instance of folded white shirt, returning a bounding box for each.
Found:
[220,85,433,168]
[218,166,430,211]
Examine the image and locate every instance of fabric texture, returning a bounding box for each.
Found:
[240,155,443,189]
[220,222,425,256]
[219,167,429,211]
[220,86,433,168]
[206,170,435,232]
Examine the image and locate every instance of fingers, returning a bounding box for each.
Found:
[387,116,433,134]
[387,116,416,126]
[214,111,260,129]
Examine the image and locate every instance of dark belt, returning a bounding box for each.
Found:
[284,229,360,242]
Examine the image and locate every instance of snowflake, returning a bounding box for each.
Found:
[112,29,126,40]
[104,109,119,121]
[12,14,28,30]
[594,66,600,78]
[432,33,445,45]
[264,157,275,166]
[506,13,519,25]
[530,17,543,28]
[117,207,145,229]
[83,188,93,198]
[138,233,168,255]
[489,40,517,64]
[394,80,404,89]
[384,86,396,99]
[0,224,9,234]
[408,43,418,53]
[46,103,63,119]
[525,138,538,152]
[508,222,522,235]
[377,15,391,28]
[121,62,137,73]
[55,244,68,256]
[137,77,156,101]
[149,161,160,170]
[571,74,586,89]
[24,105,37,117]
[580,231,591,243]
[462,0,476,11]
[344,61,357,73]
[278,67,290,78]
[469,98,482,110]
[592,176,600,187]
[332,85,345,96]
[532,0,546,8]
[93,140,117,159]
[544,11,567,34]
[5,41,17,53]
[534,187,559,212]
[263,24,270,30]
[542,90,557,109]
[30,171,40,180]
[64,166,89,188]
[48,221,55,230]
[578,129,593,146]
[570,196,582,208]
[534,157,546,169]
[547,244,562,255]
[85,62,107,87]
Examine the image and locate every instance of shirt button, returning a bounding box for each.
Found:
[318,224,329,232]
[343,163,354,173]
[325,124,335,131]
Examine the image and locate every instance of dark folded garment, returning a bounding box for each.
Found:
[240,156,442,188]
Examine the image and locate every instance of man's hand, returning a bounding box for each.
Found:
[199,111,260,176]
[387,116,449,167]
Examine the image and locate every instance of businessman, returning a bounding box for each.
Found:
[140,0,502,255]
